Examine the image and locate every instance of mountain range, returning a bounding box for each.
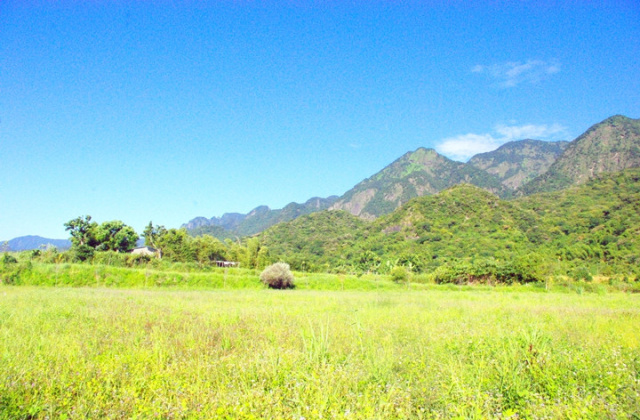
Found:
[1,236,71,252]
[183,196,338,239]
[185,115,640,239]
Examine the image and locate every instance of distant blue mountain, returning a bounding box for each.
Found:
[2,235,71,251]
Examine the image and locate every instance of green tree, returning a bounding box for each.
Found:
[244,237,262,269]
[95,221,139,253]
[73,244,95,262]
[224,239,244,264]
[64,215,98,247]
[2,253,17,264]
[356,250,381,273]
[193,235,228,264]
[156,229,194,262]
[256,245,271,269]
[143,221,168,257]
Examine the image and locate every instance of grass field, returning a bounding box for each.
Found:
[1,286,639,419]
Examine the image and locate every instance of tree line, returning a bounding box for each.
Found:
[61,216,272,269]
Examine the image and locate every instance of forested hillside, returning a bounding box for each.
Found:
[260,169,640,279]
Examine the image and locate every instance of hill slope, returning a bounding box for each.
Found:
[260,210,369,271]
[2,236,71,251]
[261,169,640,277]
[329,148,505,219]
[183,196,338,239]
[469,139,569,190]
[519,115,640,194]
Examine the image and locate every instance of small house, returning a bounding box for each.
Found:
[130,246,159,257]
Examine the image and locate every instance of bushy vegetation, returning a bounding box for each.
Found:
[260,262,295,289]
[65,216,139,254]
[390,266,408,284]
[432,258,542,285]
[2,253,17,264]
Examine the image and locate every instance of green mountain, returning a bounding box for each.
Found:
[519,115,640,195]
[468,139,569,190]
[260,169,640,278]
[264,183,536,273]
[184,115,639,236]
[184,196,338,239]
[516,168,640,269]
[329,148,505,219]
[2,235,71,251]
[186,224,236,241]
[259,209,369,271]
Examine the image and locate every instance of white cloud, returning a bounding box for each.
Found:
[437,133,502,162]
[494,123,566,140]
[472,59,561,88]
[436,123,568,162]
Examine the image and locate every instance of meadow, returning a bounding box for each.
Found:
[1,282,639,419]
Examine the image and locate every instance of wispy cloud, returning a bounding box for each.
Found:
[494,123,566,140]
[472,59,561,88]
[436,123,568,162]
[437,134,503,162]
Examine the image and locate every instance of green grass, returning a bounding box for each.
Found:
[7,262,639,293]
[1,286,639,418]
[2,262,413,291]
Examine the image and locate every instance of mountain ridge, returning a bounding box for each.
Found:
[329,147,506,219]
[259,168,640,275]
[468,139,569,190]
[519,115,640,194]
[1,235,71,252]
[183,114,639,238]
[183,196,339,239]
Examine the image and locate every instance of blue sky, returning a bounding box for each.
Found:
[1,1,639,240]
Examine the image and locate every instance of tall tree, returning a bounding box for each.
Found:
[193,235,228,264]
[64,215,98,247]
[143,222,167,257]
[95,221,139,252]
[155,228,194,262]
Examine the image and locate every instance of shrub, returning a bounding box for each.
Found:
[2,253,17,264]
[260,262,295,289]
[571,266,593,282]
[73,245,95,262]
[432,258,542,285]
[390,266,409,284]
[126,253,152,267]
[92,251,127,266]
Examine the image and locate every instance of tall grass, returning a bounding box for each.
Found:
[1,287,639,418]
[0,263,415,291]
